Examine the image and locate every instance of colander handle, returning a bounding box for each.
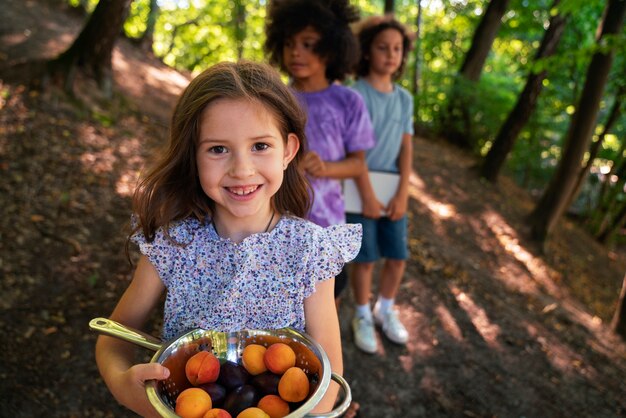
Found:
[305,372,352,418]
[89,317,163,352]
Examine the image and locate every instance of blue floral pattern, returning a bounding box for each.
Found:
[131,215,361,340]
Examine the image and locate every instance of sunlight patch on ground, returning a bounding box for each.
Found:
[435,303,464,342]
[523,321,596,379]
[483,209,561,296]
[451,285,502,348]
[409,171,456,219]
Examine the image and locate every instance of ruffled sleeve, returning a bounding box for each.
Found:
[302,223,362,298]
[129,216,198,287]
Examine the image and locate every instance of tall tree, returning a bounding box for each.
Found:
[411,0,423,99]
[481,1,568,183]
[445,0,511,148]
[612,274,626,340]
[384,0,395,14]
[528,0,626,243]
[46,0,133,97]
[137,0,159,53]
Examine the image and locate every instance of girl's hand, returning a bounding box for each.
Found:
[386,193,408,221]
[303,151,327,177]
[362,196,384,219]
[109,362,170,418]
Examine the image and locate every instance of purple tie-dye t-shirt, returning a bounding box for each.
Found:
[293,84,375,227]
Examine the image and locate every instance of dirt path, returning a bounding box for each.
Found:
[2,1,626,417]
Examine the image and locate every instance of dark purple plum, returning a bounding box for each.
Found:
[222,384,259,417]
[198,382,226,407]
[217,360,250,390]
[250,371,281,395]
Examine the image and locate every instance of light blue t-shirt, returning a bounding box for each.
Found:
[351,79,414,173]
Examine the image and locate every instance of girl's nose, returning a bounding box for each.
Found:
[230,153,255,178]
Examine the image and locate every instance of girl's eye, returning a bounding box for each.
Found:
[253,142,269,152]
[209,145,228,154]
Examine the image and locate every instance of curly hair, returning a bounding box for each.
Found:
[353,16,413,80]
[265,0,360,82]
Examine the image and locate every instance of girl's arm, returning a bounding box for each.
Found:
[353,167,384,219]
[387,133,413,220]
[304,278,343,413]
[303,150,366,179]
[95,255,167,418]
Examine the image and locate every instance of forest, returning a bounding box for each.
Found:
[1,0,626,416]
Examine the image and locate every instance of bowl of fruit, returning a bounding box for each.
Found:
[89,317,351,418]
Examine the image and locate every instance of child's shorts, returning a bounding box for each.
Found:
[346,214,408,263]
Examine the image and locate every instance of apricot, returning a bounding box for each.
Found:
[277,367,309,403]
[203,408,232,418]
[263,343,296,375]
[186,350,221,385]
[242,344,268,375]
[175,387,213,418]
[257,394,290,418]
[236,407,270,418]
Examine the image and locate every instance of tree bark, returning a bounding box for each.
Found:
[47,0,132,97]
[566,92,622,210]
[528,0,626,243]
[384,0,395,14]
[138,0,159,53]
[459,0,511,82]
[412,0,423,123]
[444,0,511,148]
[611,274,626,340]
[480,2,567,182]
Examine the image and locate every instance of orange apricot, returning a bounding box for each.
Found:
[263,343,296,375]
[186,350,221,385]
[203,408,232,418]
[257,394,290,418]
[175,387,213,418]
[242,344,268,376]
[277,367,309,403]
[236,407,270,418]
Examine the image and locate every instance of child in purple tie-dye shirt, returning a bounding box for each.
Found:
[265,0,376,302]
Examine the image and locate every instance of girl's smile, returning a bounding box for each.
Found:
[196,98,299,241]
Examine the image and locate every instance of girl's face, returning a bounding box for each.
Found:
[368,28,404,77]
[196,98,299,230]
[283,26,327,86]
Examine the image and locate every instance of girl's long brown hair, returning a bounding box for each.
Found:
[132,61,311,243]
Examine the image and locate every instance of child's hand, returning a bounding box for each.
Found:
[110,362,170,418]
[386,193,408,221]
[363,197,384,219]
[303,151,327,177]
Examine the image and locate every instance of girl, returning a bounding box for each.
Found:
[348,17,414,354]
[95,61,361,417]
[265,0,376,304]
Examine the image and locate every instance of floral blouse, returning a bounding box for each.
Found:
[131,215,361,340]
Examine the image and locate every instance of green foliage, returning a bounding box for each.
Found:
[62,0,626,236]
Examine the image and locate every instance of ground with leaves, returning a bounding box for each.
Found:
[2,1,626,417]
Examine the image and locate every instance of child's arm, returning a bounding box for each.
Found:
[387,133,413,220]
[353,167,385,219]
[304,278,343,413]
[95,255,167,418]
[303,150,366,179]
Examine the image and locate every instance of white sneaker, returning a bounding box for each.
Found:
[374,308,409,345]
[351,316,378,353]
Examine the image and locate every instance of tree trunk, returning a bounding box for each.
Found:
[234,0,246,60]
[480,2,567,183]
[138,0,159,53]
[384,0,395,14]
[444,0,511,148]
[611,274,626,340]
[528,0,626,243]
[459,0,511,82]
[566,92,622,210]
[47,0,133,97]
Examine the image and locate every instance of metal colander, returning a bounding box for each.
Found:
[89,317,351,418]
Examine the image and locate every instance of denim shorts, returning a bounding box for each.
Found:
[346,214,408,262]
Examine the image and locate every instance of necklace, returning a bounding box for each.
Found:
[212,210,275,237]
